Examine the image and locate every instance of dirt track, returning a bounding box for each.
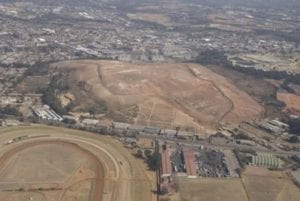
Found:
[0,125,155,201]
[186,65,234,123]
[0,140,104,201]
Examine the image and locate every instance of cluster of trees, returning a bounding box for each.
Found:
[0,62,29,69]
[195,50,229,66]
[42,89,65,115]
[287,135,300,143]
[25,62,50,76]
[0,105,21,117]
[62,118,76,125]
[233,132,253,140]
[233,149,256,170]
[42,74,71,115]
[238,67,300,85]
[255,29,300,45]
[281,80,296,93]
[195,50,300,85]
[291,155,300,164]
[145,151,161,171]
[287,118,300,136]
[136,149,161,171]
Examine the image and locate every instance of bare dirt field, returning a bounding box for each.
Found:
[0,125,155,201]
[174,166,300,201]
[242,166,300,201]
[59,92,75,107]
[277,92,300,115]
[0,140,103,201]
[127,13,172,26]
[176,177,248,201]
[50,60,263,133]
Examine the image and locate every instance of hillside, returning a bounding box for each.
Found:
[50,60,264,133]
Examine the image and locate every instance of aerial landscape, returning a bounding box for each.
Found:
[0,0,300,201]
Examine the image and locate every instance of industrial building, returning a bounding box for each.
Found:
[129,124,145,132]
[163,145,198,178]
[112,122,131,130]
[177,131,194,139]
[33,105,63,121]
[251,154,283,169]
[143,127,160,134]
[161,146,172,178]
[269,120,289,130]
[161,129,177,138]
[82,118,98,125]
[258,119,289,135]
[182,149,198,178]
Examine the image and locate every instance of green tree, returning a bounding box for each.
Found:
[288,136,300,143]
[288,119,300,135]
[0,105,20,117]
[135,149,143,158]
[144,149,152,158]
[146,152,161,171]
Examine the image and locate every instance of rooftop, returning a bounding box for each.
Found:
[183,149,197,178]
[161,147,172,178]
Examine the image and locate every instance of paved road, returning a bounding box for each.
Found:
[139,133,300,157]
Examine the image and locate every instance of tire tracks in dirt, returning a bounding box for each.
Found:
[186,64,235,125]
[0,140,104,201]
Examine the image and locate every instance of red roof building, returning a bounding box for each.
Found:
[161,148,172,178]
[183,149,197,178]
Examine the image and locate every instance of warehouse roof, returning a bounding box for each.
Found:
[161,147,172,178]
[183,149,197,178]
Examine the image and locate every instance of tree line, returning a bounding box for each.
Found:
[195,50,300,85]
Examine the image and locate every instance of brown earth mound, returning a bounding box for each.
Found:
[51,60,263,133]
[277,92,300,116]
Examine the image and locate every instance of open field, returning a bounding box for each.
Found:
[277,92,300,115]
[0,125,155,201]
[176,177,248,201]
[229,53,300,74]
[0,141,103,201]
[174,166,300,201]
[127,13,172,26]
[242,166,300,201]
[50,60,263,134]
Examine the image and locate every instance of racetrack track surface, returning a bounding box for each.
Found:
[0,125,154,201]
